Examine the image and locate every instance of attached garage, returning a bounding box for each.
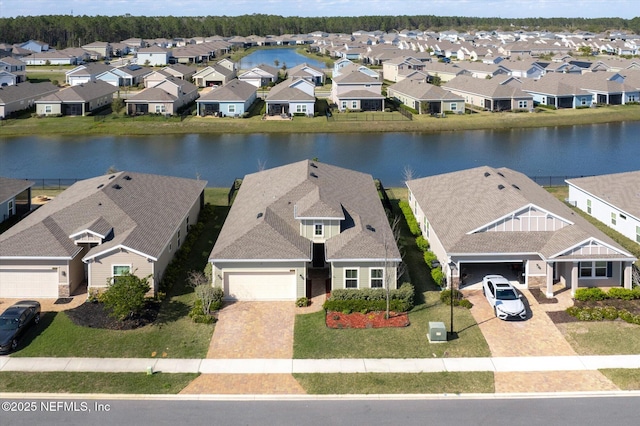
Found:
[224,271,296,301]
[0,269,59,298]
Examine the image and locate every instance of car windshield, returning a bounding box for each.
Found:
[496,288,518,300]
[0,317,19,330]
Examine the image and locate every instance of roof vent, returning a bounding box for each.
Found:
[484,172,490,177]
[97,184,104,189]
[512,184,520,190]
[256,212,263,219]
[310,172,318,178]
[112,184,122,189]
[310,162,318,168]
[498,184,505,190]
[366,224,375,232]
[123,175,132,180]
[497,172,505,177]
[108,175,116,180]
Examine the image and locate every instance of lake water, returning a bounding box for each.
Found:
[238,47,327,70]
[1,122,639,187]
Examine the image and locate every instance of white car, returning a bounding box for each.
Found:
[482,275,527,320]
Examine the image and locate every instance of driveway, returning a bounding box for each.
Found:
[465,289,618,393]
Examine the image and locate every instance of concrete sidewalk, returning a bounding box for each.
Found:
[2,355,640,374]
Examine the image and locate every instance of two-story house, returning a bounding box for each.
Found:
[331,63,384,111]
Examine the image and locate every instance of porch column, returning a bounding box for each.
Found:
[623,262,633,290]
[571,261,579,297]
[545,262,554,298]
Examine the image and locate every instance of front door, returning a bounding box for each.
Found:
[312,243,325,268]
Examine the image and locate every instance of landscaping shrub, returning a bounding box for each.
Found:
[188,300,215,324]
[323,298,405,314]
[296,297,309,307]
[398,200,421,236]
[439,289,472,309]
[325,282,415,312]
[431,267,445,287]
[100,272,151,320]
[574,287,607,301]
[415,235,430,252]
[607,287,640,300]
[618,309,640,325]
[423,250,437,266]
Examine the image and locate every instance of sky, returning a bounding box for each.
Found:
[0,0,637,19]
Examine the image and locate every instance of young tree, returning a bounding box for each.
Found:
[187,270,223,315]
[111,97,125,114]
[101,272,151,320]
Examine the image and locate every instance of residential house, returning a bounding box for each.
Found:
[126,76,198,115]
[0,57,27,84]
[574,72,639,105]
[209,160,401,301]
[0,81,58,119]
[406,166,636,298]
[19,40,49,53]
[453,62,511,80]
[66,63,114,86]
[97,64,153,87]
[161,64,197,81]
[137,46,172,66]
[193,63,236,88]
[238,64,280,88]
[331,63,384,111]
[382,56,427,82]
[521,73,593,108]
[143,69,172,88]
[0,70,17,87]
[196,79,257,117]
[504,60,546,79]
[21,51,79,66]
[287,63,326,86]
[420,62,465,83]
[266,78,316,116]
[566,171,640,245]
[0,177,33,223]
[35,81,117,116]
[81,41,112,60]
[0,172,206,298]
[443,75,533,111]
[387,78,465,114]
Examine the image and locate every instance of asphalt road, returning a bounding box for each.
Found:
[2,395,639,425]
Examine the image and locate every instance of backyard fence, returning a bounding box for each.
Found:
[328,112,411,122]
[529,175,594,186]
[28,178,80,190]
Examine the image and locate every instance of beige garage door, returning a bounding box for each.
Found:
[0,269,59,298]
[224,271,296,301]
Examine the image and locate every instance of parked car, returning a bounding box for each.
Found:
[482,275,526,320]
[0,301,41,354]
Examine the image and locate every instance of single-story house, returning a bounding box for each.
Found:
[97,64,153,87]
[126,76,198,115]
[0,57,27,84]
[265,78,316,116]
[443,75,533,112]
[209,160,401,301]
[21,51,80,66]
[387,78,465,114]
[521,73,593,108]
[66,63,114,86]
[238,64,279,88]
[0,172,206,298]
[566,171,640,245]
[0,177,33,224]
[35,81,117,116]
[196,79,257,117]
[0,81,58,119]
[406,166,636,298]
[161,64,197,81]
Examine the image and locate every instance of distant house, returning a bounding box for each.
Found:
[35,81,117,116]
[266,78,316,116]
[19,40,49,53]
[21,51,79,66]
[125,76,198,115]
[161,64,197,81]
[137,46,172,66]
[66,63,114,86]
[287,63,326,86]
[521,73,593,108]
[238,64,279,88]
[0,172,206,298]
[420,62,466,83]
[443,75,533,111]
[97,64,153,87]
[382,56,427,82]
[0,177,33,224]
[0,81,59,119]
[331,62,384,111]
[81,41,112,60]
[0,57,27,84]
[193,63,236,87]
[387,78,465,114]
[566,171,640,245]
[196,79,257,117]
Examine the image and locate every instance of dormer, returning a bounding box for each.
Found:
[69,217,113,245]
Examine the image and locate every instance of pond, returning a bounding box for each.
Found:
[238,47,327,71]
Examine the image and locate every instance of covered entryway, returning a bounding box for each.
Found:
[0,269,58,298]
[224,271,296,301]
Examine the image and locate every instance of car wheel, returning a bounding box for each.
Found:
[10,339,18,351]
[34,313,40,324]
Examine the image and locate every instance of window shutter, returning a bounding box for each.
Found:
[607,262,613,278]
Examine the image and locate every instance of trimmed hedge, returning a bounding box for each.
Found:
[324,282,415,313]
[431,268,445,287]
[399,200,421,236]
[574,287,640,301]
[574,287,607,301]
[415,235,430,252]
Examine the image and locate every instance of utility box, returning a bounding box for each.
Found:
[428,321,447,343]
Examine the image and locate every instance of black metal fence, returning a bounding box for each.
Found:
[529,175,594,186]
[28,178,80,190]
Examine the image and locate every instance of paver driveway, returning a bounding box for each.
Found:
[465,289,618,393]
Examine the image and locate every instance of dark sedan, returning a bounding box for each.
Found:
[0,301,41,354]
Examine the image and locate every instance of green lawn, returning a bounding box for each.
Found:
[294,372,494,394]
[13,188,230,358]
[557,321,640,355]
[0,372,198,394]
[600,369,640,390]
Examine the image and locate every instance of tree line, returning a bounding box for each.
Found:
[1,14,638,49]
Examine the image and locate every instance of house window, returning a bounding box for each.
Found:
[228,104,235,113]
[629,95,637,102]
[314,223,323,237]
[351,101,357,109]
[8,199,14,216]
[518,100,527,108]
[611,212,617,226]
[345,268,358,288]
[579,261,610,278]
[636,226,640,243]
[581,98,587,106]
[155,105,166,113]
[341,101,347,109]
[296,104,307,113]
[370,268,384,288]
[450,103,457,111]
[424,219,430,238]
[587,199,592,214]
[112,265,131,283]
[169,242,172,252]
[45,105,52,113]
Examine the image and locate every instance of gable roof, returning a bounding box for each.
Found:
[210,160,400,262]
[36,81,117,103]
[0,177,34,205]
[266,78,315,102]
[406,166,634,260]
[443,75,532,99]
[388,79,464,101]
[0,81,58,105]
[197,79,256,102]
[566,171,640,221]
[0,172,206,261]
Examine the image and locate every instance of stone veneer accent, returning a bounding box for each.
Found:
[527,276,546,288]
[58,284,70,298]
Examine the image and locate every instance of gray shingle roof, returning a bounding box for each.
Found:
[388,79,464,101]
[406,166,634,260]
[266,78,315,102]
[37,81,117,103]
[0,82,58,104]
[210,160,400,262]
[0,177,34,204]
[126,87,177,102]
[197,79,256,102]
[567,171,640,220]
[0,172,206,260]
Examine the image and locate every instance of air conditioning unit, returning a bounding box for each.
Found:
[565,198,577,207]
[428,321,447,342]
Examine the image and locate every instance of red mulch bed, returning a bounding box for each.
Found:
[326,311,410,329]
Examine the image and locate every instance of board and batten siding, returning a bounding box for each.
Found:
[300,219,340,242]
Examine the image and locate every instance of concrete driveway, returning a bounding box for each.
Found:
[465,289,618,393]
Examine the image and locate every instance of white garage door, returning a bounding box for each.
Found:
[224,271,296,301]
[0,269,59,298]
